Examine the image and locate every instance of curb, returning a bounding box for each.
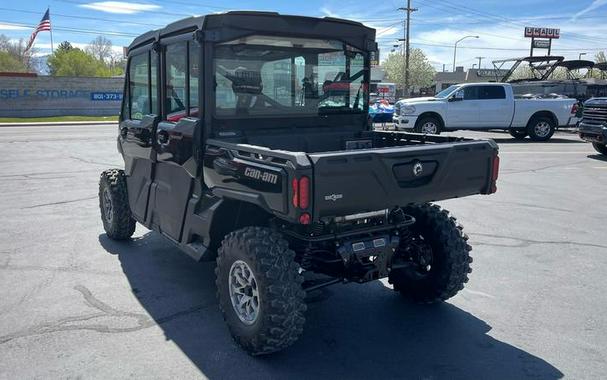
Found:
[0,121,118,127]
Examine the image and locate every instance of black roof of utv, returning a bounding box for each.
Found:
[128,11,376,53]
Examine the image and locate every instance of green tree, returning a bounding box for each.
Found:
[47,47,106,76]
[0,34,35,72]
[57,41,73,52]
[383,48,436,93]
[48,40,123,77]
[0,51,27,72]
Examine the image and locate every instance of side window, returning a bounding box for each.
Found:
[463,86,479,100]
[165,42,187,117]
[189,42,200,117]
[128,53,149,120]
[164,41,201,121]
[151,52,158,115]
[479,86,506,100]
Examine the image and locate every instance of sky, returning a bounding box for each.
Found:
[1,0,607,71]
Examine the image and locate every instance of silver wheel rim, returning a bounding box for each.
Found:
[228,260,260,325]
[534,121,551,138]
[421,122,438,134]
[102,188,113,223]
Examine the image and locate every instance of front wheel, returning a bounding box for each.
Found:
[592,142,607,156]
[527,116,555,141]
[215,227,306,355]
[389,204,472,303]
[415,116,441,135]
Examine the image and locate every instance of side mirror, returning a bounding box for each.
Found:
[450,90,464,102]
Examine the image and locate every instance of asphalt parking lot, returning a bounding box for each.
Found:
[0,124,606,379]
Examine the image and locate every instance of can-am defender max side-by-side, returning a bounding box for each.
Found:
[99,12,500,355]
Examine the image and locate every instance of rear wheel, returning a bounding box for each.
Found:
[527,116,555,141]
[99,169,136,240]
[592,142,607,155]
[216,227,306,355]
[415,116,441,135]
[509,129,528,140]
[389,204,472,303]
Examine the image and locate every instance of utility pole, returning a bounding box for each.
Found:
[398,1,417,97]
[475,56,485,69]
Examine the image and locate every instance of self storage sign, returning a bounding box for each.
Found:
[524,27,560,39]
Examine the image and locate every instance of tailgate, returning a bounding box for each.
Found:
[308,140,498,218]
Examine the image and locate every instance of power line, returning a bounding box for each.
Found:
[415,0,606,45]
[0,20,139,37]
[0,7,165,28]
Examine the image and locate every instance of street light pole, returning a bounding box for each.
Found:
[579,52,587,60]
[453,35,479,72]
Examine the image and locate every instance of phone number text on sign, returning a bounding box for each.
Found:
[91,92,123,101]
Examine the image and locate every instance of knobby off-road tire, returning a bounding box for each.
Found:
[99,169,136,240]
[509,129,528,140]
[527,116,555,141]
[215,227,306,355]
[592,142,607,156]
[389,203,472,303]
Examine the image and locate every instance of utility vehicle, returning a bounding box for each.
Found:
[99,11,500,355]
[393,82,578,141]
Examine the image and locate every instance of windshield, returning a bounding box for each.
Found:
[435,85,460,99]
[214,35,367,117]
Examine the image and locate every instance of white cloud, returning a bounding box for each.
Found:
[412,19,607,71]
[0,23,29,30]
[79,1,161,14]
[573,0,607,19]
[319,7,400,40]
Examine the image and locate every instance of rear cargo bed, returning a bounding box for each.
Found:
[308,136,498,219]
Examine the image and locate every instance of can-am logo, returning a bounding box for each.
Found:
[324,193,343,202]
[243,167,278,184]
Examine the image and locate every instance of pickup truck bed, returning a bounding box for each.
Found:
[204,130,499,224]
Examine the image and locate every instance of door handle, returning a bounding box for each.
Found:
[157,130,169,145]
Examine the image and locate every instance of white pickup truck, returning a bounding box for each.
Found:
[393,83,578,141]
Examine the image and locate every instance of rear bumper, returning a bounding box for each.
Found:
[392,115,418,130]
[578,122,607,144]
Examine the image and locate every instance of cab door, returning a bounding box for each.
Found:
[446,85,481,128]
[147,37,202,242]
[119,49,160,223]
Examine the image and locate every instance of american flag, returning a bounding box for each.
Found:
[25,9,51,53]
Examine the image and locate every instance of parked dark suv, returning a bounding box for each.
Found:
[99,11,500,355]
[578,97,607,155]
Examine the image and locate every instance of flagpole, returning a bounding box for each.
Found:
[49,7,54,54]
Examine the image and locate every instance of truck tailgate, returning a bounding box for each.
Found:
[308,140,498,218]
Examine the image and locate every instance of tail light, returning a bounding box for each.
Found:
[490,155,500,194]
[291,176,310,209]
[298,176,310,209]
[571,103,579,115]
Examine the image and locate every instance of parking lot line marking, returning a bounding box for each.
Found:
[500,151,591,154]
